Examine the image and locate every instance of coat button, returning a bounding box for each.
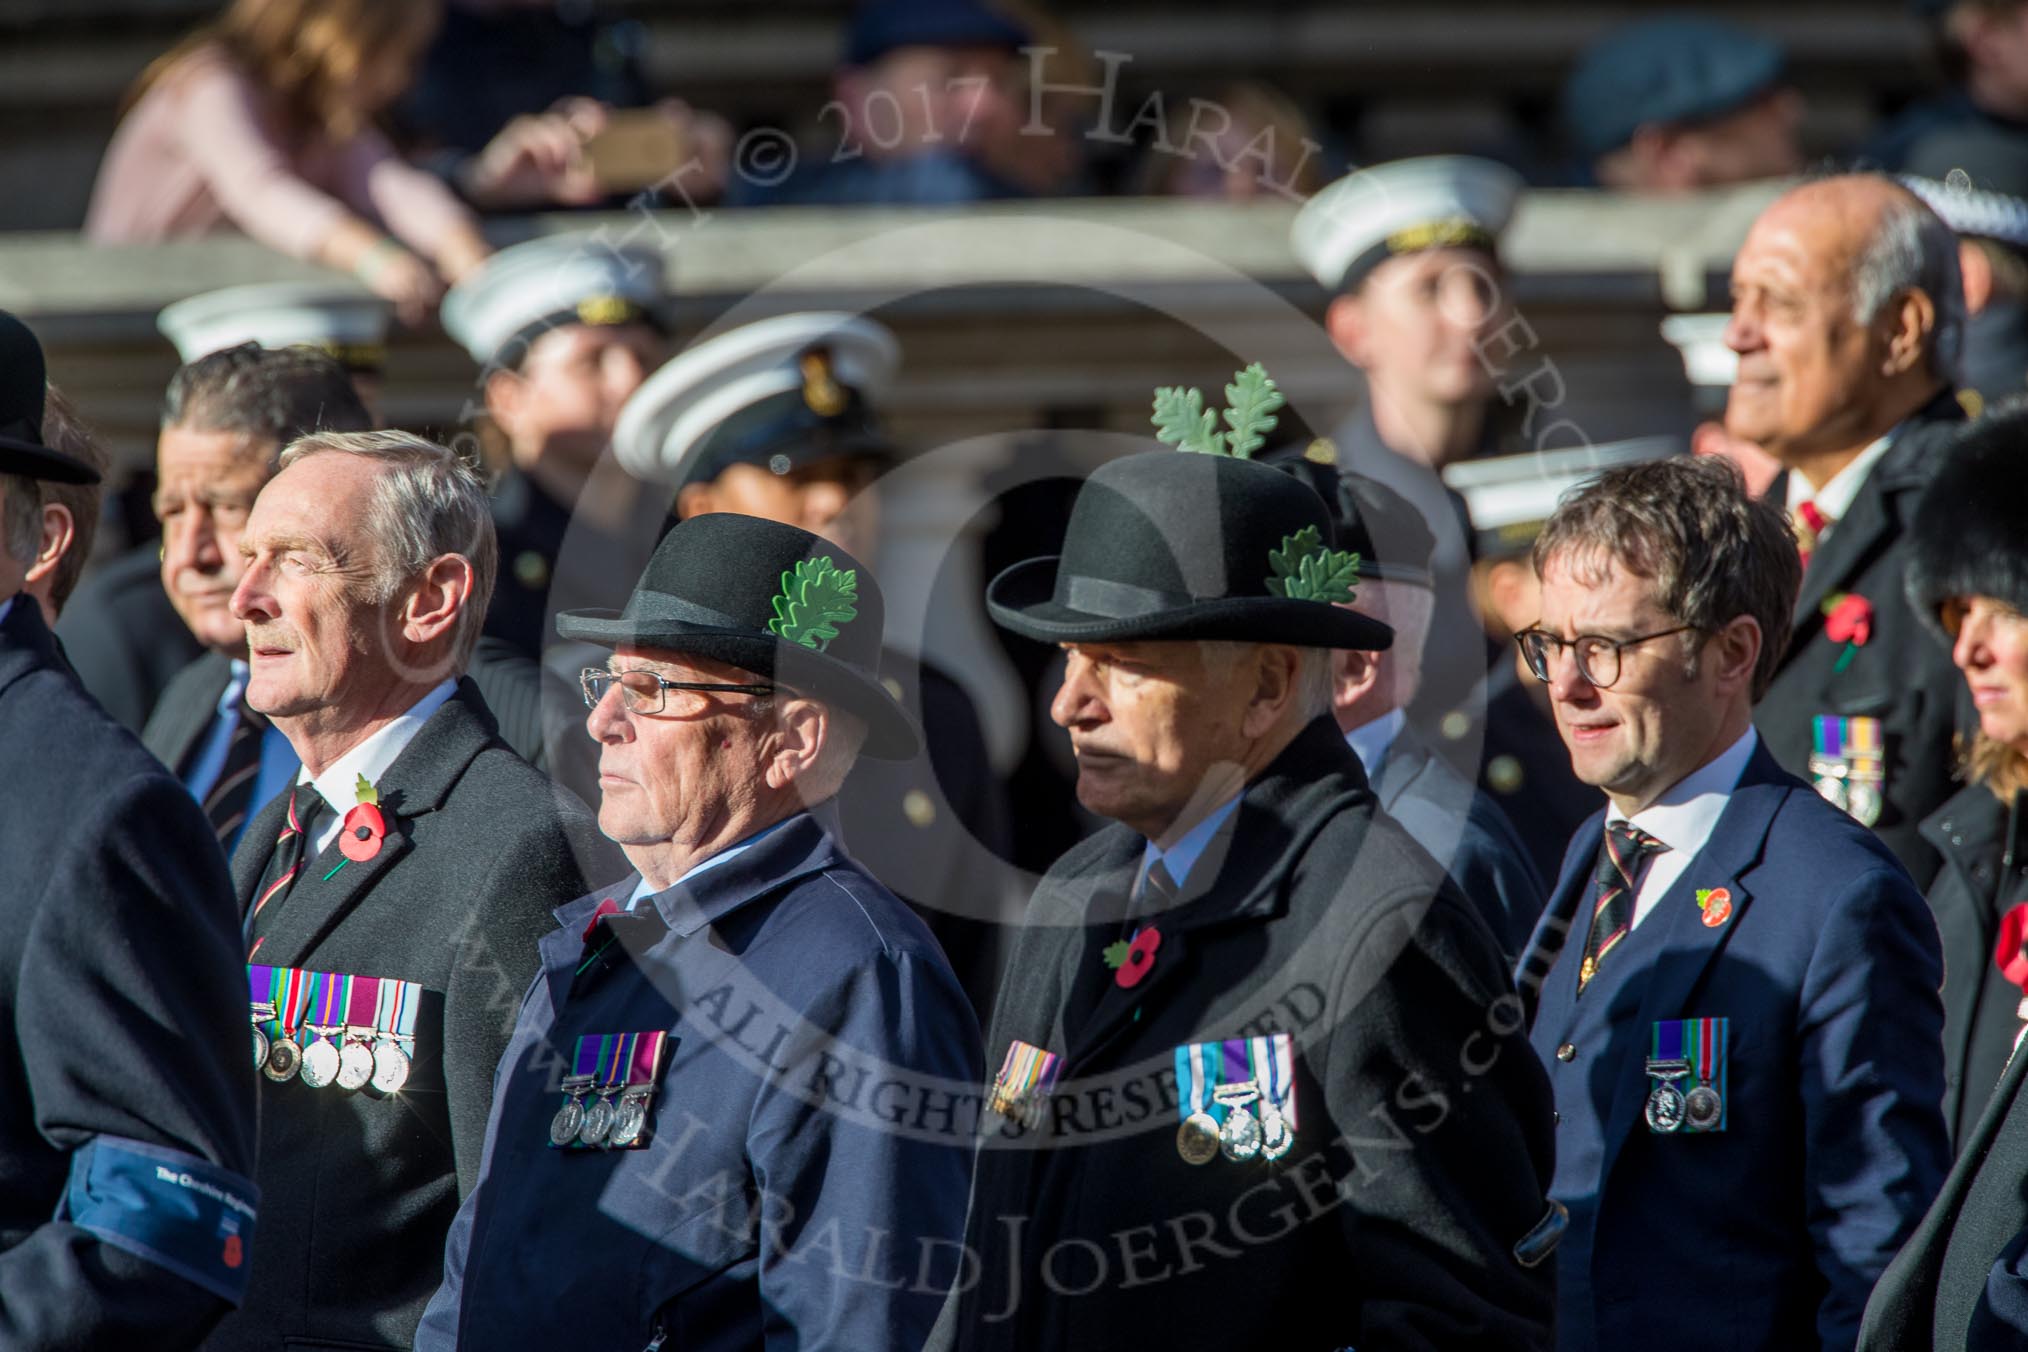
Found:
[1553,1110,1562,1125]
[1556,1042,1576,1062]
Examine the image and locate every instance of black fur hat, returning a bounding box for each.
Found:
[1906,405,2028,641]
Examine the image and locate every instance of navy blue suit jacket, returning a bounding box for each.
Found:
[416,811,982,1351]
[1519,740,1950,1352]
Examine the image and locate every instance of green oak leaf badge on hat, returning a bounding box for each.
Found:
[1150,363,1363,605]
[768,557,859,653]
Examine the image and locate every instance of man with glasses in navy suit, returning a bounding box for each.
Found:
[1514,455,1950,1352]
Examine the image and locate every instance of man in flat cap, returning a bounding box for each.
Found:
[613,309,1011,1013]
[1563,14,1803,192]
[733,0,1031,207]
[940,367,1558,1350]
[1270,450,1545,957]
[0,310,259,1347]
[417,513,981,1351]
[1728,172,1971,885]
[1291,154,1522,722]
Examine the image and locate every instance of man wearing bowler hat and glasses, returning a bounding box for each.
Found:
[417,512,981,1352]
[939,367,1559,1351]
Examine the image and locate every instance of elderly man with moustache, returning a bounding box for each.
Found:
[205,430,607,1352]
[940,369,1558,1351]
[1515,456,1949,1352]
[1724,172,1972,886]
[416,512,980,1351]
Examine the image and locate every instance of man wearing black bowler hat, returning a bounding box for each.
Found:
[418,512,982,1352]
[0,310,259,1347]
[940,367,1558,1351]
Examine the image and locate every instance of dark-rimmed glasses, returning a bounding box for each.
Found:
[580,668,776,716]
[1515,625,1702,689]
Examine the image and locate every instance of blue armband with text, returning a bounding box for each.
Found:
[57,1136,259,1305]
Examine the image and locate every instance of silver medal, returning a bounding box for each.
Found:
[1847,780,1883,827]
[370,1040,411,1095]
[1645,1080,1687,1133]
[336,1038,375,1092]
[1219,1104,1263,1161]
[579,1093,616,1148]
[263,1036,302,1083]
[550,1096,585,1147]
[610,1089,652,1148]
[1813,772,1850,813]
[252,1025,270,1071]
[299,1036,341,1089]
[1685,1084,1723,1131]
[1259,1102,1293,1160]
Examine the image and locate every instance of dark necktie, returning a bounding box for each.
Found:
[200,690,267,846]
[1577,821,1668,992]
[246,786,325,957]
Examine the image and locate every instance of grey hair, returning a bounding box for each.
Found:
[1357,580,1434,704]
[0,473,39,570]
[1853,190,1965,383]
[278,430,498,671]
[1294,647,1336,721]
[163,344,371,458]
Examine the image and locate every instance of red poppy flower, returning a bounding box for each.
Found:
[1116,926,1162,989]
[1996,903,2028,990]
[339,803,386,862]
[1824,594,1874,647]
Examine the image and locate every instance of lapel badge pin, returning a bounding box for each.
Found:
[1695,887,1732,928]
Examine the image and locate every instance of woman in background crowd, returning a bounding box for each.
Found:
[86,0,491,321]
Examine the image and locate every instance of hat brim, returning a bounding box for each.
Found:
[986,557,1395,651]
[0,433,98,485]
[552,610,921,760]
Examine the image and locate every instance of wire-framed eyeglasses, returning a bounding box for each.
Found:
[1514,625,1702,689]
[580,667,777,716]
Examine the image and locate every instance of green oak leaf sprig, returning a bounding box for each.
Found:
[767,557,859,652]
[1151,362,1284,457]
[1266,524,1361,604]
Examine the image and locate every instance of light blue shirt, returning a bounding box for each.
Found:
[1343,708,1407,782]
[626,816,798,909]
[184,660,300,854]
[1140,792,1245,896]
[0,596,12,628]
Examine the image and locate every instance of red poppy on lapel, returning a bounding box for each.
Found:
[338,803,386,863]
[1996,902,2028,990]
[1112,926,1162,989]
[582,897,622,945]
[1824,593,1873,647]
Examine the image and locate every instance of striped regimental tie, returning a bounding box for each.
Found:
[246,786,325,958]
[1576,821,1668,993]
[200,691,267,845]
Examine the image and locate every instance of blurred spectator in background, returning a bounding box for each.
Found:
[440,234,670,664]
[158,282,394,421]
[1904,121,2028,409]
[1563,14,1805,192]
[975,4,1096,197]
[1867,0,2028,171]
[86,0,492,323]
[1291,155,1522,721]
[1143,81,1328,201]
[732,0,1033,207]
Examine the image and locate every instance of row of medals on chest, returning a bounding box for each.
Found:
[1176,1078,1294,1166]
[250,1001,412,1095]
[549,1072,653,1150]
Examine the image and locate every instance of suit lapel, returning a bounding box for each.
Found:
[1518,816,1603,1029]
[1596,761,1788,1183]
[246,684,495,967]
[231,788,296,913]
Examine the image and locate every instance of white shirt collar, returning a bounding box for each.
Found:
[1785,426,1899,523]
[1605,727,1759,857]
[1343,708,1406,781]
[296,679,458,814]
[625,816,797,908]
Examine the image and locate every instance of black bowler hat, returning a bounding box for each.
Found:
[555,513,918,759]
[1264,446,1436,588]
[0,311,98,485]
[988,451,1395,650]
